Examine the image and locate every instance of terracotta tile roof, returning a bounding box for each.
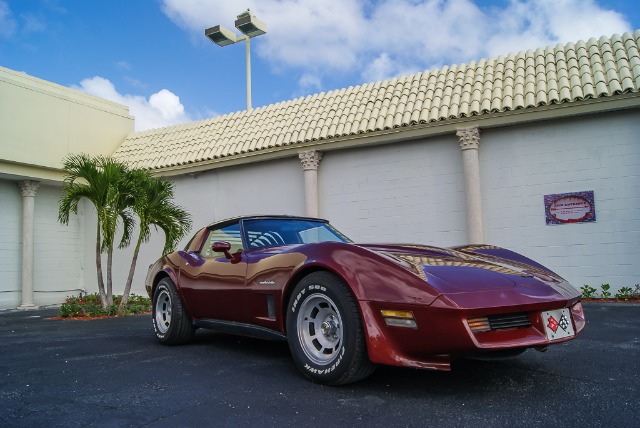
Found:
[113,31,640,171]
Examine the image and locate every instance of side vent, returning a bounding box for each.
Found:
[267,295,275,319]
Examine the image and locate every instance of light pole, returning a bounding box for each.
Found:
[205,9,267,111]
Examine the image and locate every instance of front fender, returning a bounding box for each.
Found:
[285,242,439,306]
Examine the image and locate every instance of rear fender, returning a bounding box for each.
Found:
[151,266,179,298]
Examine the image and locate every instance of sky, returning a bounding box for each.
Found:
[1,0,639,131]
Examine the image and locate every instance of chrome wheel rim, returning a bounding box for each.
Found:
[297,293,343,366]
[155,288,172,334]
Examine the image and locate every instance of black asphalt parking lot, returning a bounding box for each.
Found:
[1,303,638,428]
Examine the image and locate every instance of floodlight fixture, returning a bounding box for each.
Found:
[205,25,239,47]
[234,10,267,37]
[204,9,268,111]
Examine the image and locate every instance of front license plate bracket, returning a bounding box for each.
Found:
[541,308,575,340]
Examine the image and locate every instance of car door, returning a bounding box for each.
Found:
[178,221,249,321]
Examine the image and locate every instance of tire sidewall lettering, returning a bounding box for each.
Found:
[152,283,170,340]
[303,345,346,375]
[291,284,327,314]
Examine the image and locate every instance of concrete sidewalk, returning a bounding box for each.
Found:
[1,303,638,427]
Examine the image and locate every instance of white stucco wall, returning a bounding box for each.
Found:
[4,108,637,310]
[33,184,85,305]
[481,109,640,291]
[0,181,85,309]
[86,111,638,298]
[0,180,22,308]
[0,65,134,309]
[320,137,468,246]
[0,66,133,178]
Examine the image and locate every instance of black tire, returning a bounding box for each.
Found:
[286,271,376,385]
[152,277,195,345]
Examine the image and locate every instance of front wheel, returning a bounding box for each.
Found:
[286,272,376,385]
[152,277,194,345]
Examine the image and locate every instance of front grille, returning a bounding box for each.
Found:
[488,313,531,330]
[468,312,531,333]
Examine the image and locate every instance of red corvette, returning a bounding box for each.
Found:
[145,215,585,385]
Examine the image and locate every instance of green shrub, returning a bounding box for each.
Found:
[57,293,151,318]
[582,283,640,300]
[600,284,611,299]
[614,284,640,300]
[581,284,597,299]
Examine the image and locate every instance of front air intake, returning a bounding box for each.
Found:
[468,313,531,332]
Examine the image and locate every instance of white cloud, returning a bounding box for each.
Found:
[484,0,632,57]
[161,0,633,92]
[362,53,395,83]
[74,77,192,131]
[116,61,131,70]
[0,1,16,37]
[298,73,322,93]
[21,12,46,33]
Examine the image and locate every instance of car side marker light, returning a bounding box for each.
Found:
[380,309,417,328]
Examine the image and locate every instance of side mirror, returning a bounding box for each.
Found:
[212,241,233,259]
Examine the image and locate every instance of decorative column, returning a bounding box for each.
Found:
[18,180,40,309]
[298,151,323,218]
[456,127,484,244]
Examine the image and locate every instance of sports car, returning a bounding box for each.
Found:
[145,215,585,385]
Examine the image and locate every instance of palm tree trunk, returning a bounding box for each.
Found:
[120,235,143,311]
[95,221,108,308]
[106,244,114,306]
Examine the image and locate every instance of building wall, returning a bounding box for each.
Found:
[91,110,639,299]
[320,136,468,246]
[2,67,635,309]
[33,184,85,305]
[0,180,22,308]
[0,65,134,309]
[0,181,85,308]
[0,66,133,177]
[481,109,640,290]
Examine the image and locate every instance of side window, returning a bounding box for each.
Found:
[244,219,288,249]
[200,223,243,258]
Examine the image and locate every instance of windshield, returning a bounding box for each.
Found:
[243,219,350,249]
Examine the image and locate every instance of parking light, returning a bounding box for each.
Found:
[381,309,417,328]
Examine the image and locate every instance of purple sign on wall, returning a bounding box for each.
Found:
[544,191,596,225]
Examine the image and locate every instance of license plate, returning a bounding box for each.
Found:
[541,308,575,340]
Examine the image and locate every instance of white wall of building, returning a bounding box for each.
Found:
[33,184,85,305]
[320,136,468,246]
[0,181,85,309]
[0,180,22,308]
[481,109,640,291]
[0,66,133,176]
[92,111,639,298]
[3,107,637,310]
[0,65,134,310]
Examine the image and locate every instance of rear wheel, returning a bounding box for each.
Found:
[286,271,376,385]
[152,277,194,345]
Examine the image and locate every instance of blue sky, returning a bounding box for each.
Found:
[1,0,638,131]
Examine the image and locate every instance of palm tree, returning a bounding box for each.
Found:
[58,154,134,308]
[119,169,191,310]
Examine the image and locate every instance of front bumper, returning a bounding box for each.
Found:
[359,293,585,371]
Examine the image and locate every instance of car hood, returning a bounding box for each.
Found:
[358,243,567,294]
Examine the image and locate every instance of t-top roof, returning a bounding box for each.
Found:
[113,30,640,173]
